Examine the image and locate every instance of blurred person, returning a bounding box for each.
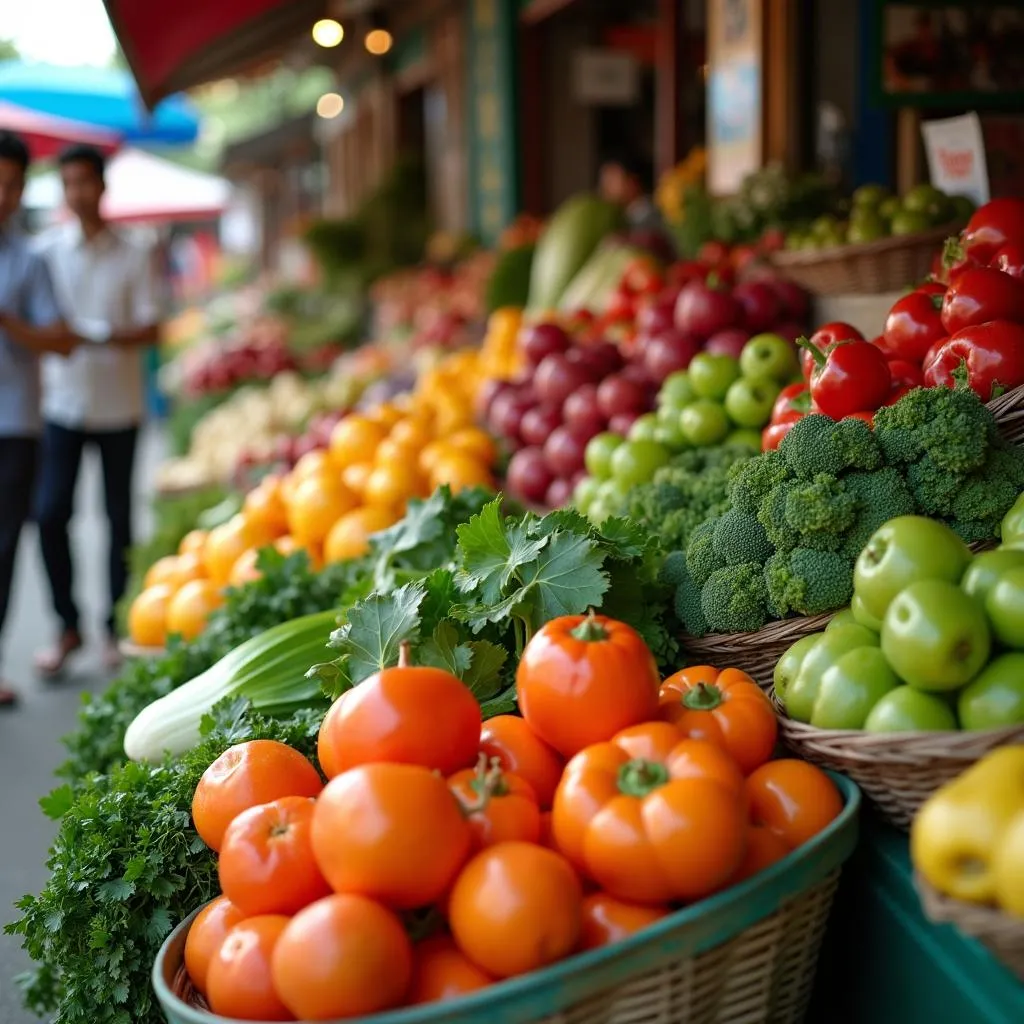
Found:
[1,145,162,678]
[597,155,664,233]
[0,131,74,707]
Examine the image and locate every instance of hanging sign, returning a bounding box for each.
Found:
[921,112,990,205]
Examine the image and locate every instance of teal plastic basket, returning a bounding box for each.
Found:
[154,774,860,1024]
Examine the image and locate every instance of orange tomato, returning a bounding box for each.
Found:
[447,427,497,466]
[373,435,419,470]
[219,796,331,917]
[175,550,208,585]
[340,461,373,498]
[166,579,223,641]
[449,841,582,978]
[143,555,180,589]
[191,739,324,853]
[228,547,263,587]
[243,478,289,538]
[429,451,493,495]
[407,933,492,1005]
[418,439,457,477]
[658,666,777,775]
[286,475,358,547]
[316,690,351,780]
[329,415,389,470]
[317,661,481,776]
[311,763,471,910]
[178,529,208,558]
[448,760,541,849]
[292,449,331,482]
[128,584,173,647]
[204,516,252,586]
[322,506,397,563]
[389,417,434,451]
[184,896,246,995]
[578,892,670,951]
[272,894,412,1020]
[363,461,425,508]
[479,715,564,810]
[205,915,292,1021]
[516,614,661,757]
[745,759,843,850]
[552,724,747,904]
[538,810,557,851]
[729,823,791,884]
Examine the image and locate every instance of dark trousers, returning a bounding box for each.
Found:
[0,437,38,668]
[35,422,138,637]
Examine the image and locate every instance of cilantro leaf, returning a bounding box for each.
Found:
[456,499,546,604]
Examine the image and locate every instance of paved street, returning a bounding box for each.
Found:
[0,429,162,1024]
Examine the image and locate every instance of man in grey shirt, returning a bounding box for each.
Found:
[0,131,75,706]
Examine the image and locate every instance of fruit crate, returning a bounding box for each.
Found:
[154,776,860,1024]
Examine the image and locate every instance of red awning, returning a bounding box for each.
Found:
[0,100,121,160]
[102,0,328,109]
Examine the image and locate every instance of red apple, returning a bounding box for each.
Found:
[635,292,678,337]
[643,329,702,382]
[562,384,606,437]
[675,279,741,339]
[507,447,554,503]
[489,389,533,442]
[545,477,574,509]
[733,280,782,334]
[769,278,810,322]
[597,374,648,419]
[543,425,589,478]
[608,412,640,435]
[520,404,564,447]
[520,321,571,365]
[705,327,751,359]
[535,353,594,407]
[772,320,807,344]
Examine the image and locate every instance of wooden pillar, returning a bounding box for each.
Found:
[896,108,922,194]
[763,0,800,171]
[655,0,682,175]
[519,23,545,214]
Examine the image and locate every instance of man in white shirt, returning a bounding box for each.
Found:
[3,145,161,674]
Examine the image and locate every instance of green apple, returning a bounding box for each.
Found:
[773,631,825,702]
[961,549,1024,607]
[985,566,1024,649]
[826,609,860,632]
[811,647,900,729]
[584,432,623,479]
[739,334,800,383]
[957,653,1024,729]
[688,353,740,400]
[627,413,660,443]
[863,687,958,732]
[609,439,670,488]
[658,371,696,409]
[724,427,763,451]
[680,400,730,446]
[784,625,879,722]
[850,593,882,632]
[724,377,778,428]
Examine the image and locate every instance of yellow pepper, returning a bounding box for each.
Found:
[911,745,1024,908]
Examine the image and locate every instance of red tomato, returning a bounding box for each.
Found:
[406,933,493,1005]
[317,660,481,776]
[843,410,877,425]
[578,892,670,951]
[803,339,891,419]
[516,614,660,758]
[206,915,292,1021]
[994,243,1024,280]
[478,715,564,809]
[762,414,801,451]
[771,382,808,423]
[271,894,412,1020]
[799,322,864,380]
[917,280,947,297]
[962,198,1024,264]
[879,289,946,361]
[745,759,844,850]
[620,257,665,296]
[448,759,542,849]
[184,897,246,995]
[940,266,1024,335]
[886,359,924,390]
[666,259,712,287]
[698,240,731,265]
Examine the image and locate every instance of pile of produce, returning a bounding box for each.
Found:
[663,386,1024,637]
[170,620,842,1022]
[912,747,1024,920]
[784,183,972,250]
[775,512,1024,731]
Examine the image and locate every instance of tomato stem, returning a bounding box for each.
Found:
[398,642,411,669]
[458,753,508,817]
[795,336,826,370]
[681,683,724,711]
[570,611,609,643]
[617,758,670,797]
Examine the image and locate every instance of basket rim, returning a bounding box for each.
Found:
[681,611,835,647]
[768,220,963,267]
[154,776,861,1024]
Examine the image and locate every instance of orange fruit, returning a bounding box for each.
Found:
[323,507,398,563]
[329,416,388,470]
[176,550,207,585]
[367,404,403,429]
[274,535,301,557]
[363,462,425,509]
[341,461,374,499]
[243,478,289,538]
[292,449,331,483]
[389,417,434,451]
[143,555,180,590]
[287,475,358,547]
[447,427,497,466]
[430,451,494,494]
[373,436,418,469]
[229,548,262,587]
[418,440,457,477]
[128,584,174,647]
[178,529,209,558]
[167,579,223,641]
[184,896,247,996]
[204,516,252,586]
[431,393,474,435]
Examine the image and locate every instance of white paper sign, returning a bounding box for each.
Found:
[573,50,640,106]
[921,113,990,205]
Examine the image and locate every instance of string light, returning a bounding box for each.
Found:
[364,28,393,56]
[316,92,345,118]
[312,19,344,48]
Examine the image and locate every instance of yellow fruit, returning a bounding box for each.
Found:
[292,449,331,482]
[329,415,389,470]
[287,475,359,546]
[432,394,475,435]
[418,440,457,477]
[178,529,208,558]
[243,477,289,537]
[340,461,373,498]
[366,404,403,429]
[176,551,208,585]
[373,436,418,469]
[167,579,223,641]
[430,451,494,494]
[128,584,174,647]
[228,548,262,587]
[447,427,497,467]
[363,461,425,509]
[389,417,434,451]
[323,507,399,563]
[204,516,252,586]
[144,555,181,590]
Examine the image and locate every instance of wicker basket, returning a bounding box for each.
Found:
[986,384,1024,448]
[154,778,860,1024]
[681,613,835,692]
[770,691,1024,830]
[915,874,1024,981]
[768,223,961,296]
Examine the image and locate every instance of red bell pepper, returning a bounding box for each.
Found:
[994,243,1024,281]
[762,411,802,451]
[880,289,946,362]
[941,267,1024,335]
[799,321,864,380]
[923,321,1024,401]
[887,359,924,391]
[962,198,1024,265]
[800,338,892,420]
[771,382,809,423]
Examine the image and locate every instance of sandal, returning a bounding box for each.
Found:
[0,682,17,707]
[34,629,84,678]
[102,637,123,673]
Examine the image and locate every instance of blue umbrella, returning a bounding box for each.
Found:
[0,61,199,146]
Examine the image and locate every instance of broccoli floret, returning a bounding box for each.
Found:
[905,455,960,516]
[948,518,1001,545]
[873,387,994,473]
[686,519,724,587]
[658,550,689,588]
[701,562,769,634]
[840,467,917,560]
[784,473,858,539]
[712,508,774,566]
[778,415,848,478]
[758,481,800,553]
[832,417,883,471]
[727,450,792,514]
[949,445,1024,528]
[764,548,854,617]
[673,565,709,637]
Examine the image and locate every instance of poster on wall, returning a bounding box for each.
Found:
[920,112,990,204]
[877,3,1024,108]
[706,0,763,196]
